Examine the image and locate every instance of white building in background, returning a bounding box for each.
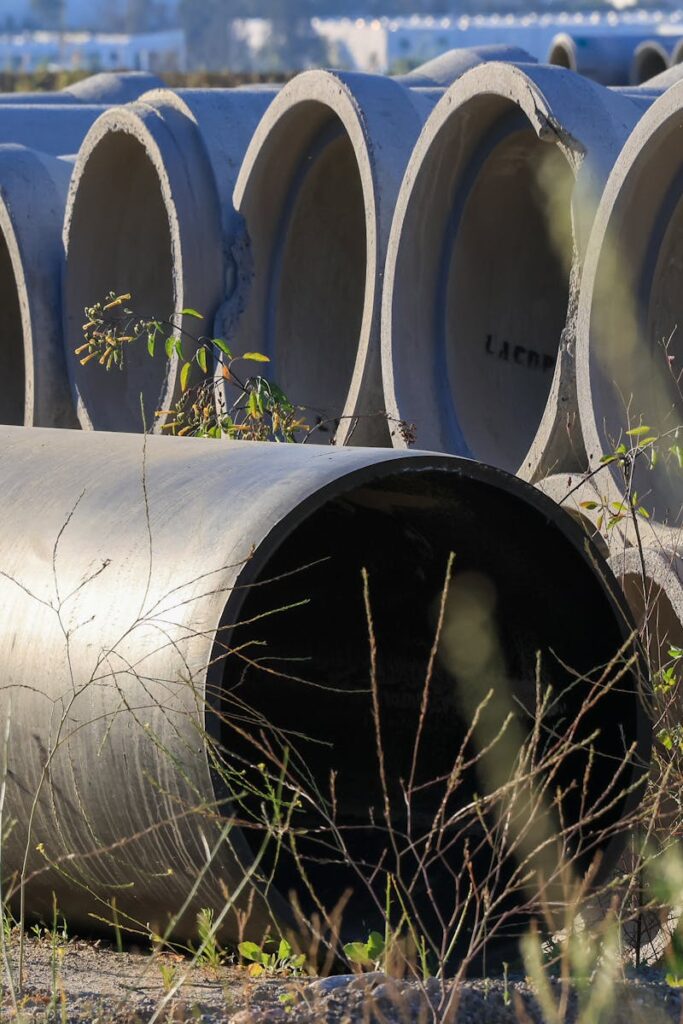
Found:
[0,28,186,72]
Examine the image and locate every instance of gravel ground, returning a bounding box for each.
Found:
[3,938,683,1023]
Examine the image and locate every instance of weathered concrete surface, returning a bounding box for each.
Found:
[0,71,162,105]
[0,146,78,428]
[576,79,683,528]
[0,105,106,154]
[0,428,646,945]
[63,88,277,432]
[609,546,683,669]
[382,60,683,480]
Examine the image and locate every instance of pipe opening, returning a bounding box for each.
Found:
[66,130,174,431]
[549,40,575,70]
[0,227,24,424]
[634,47,668,84]
[440,105,573,470]
[588,119,683,521]
[241,105,367,440]
[216,467,640,944]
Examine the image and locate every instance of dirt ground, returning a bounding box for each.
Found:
[4,937,683,1023]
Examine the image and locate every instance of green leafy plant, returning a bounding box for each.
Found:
[237,938,306,978]
[75,292,309,442]
[194,908,223,969]
[343,930,386,970]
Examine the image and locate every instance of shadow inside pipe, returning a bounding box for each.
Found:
[213,469,645,957]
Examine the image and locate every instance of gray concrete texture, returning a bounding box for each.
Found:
[0,426,648,942]
[0,71,162,105]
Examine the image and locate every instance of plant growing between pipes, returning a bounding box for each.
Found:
[74,292,418,445]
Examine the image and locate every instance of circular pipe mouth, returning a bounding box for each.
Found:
[207,457,647,945]
[577,87,683,525]
[548,36,577,71]
[64,117,177,432]
[632,42,669,85]
[234,87,373,443]
[384,77,574,471]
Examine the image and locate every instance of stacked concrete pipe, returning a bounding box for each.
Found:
[62,46,534,439]
[0,426,648,946]
[0,71,163,105]
[0,74,170,429]
[62,85,280,432]
[548,32,657,86]
[631,40,673,85]
[576,78,683,529]
[381,60,683,479]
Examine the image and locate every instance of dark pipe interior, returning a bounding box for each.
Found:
[549,41,574,70]
[636,48,668,84]
[66,131,174,432]
[268,113,367,439]
[217,469,642,951]
[0,228,24,424]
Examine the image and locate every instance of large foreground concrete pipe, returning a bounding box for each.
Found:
[0,147,78,428]
[0,428,647,944]
[382,62,659,477]
[227,50,534,448]
[63,87,278,433]
[548,32,654,85]
[576,80,683,528]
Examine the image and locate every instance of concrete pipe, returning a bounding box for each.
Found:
[672,39,683,66]
[63,87,278,433]
[0,71,163,105]
[548,32,654,86]
[609,547,683,674]
[226,53,534,448]
[0,427,648,947]
[632,41,671,85]
[0,105,106,155]
[0,146,78,428]
[382,61,658,477]
[576,79,683,529]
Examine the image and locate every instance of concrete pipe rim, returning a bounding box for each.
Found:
[204,448,650,935]
[548,34,578,71]
[631,40,671,85]
[381,61,576,476]
[63,102,216,434]
[232,70,379,445]
[0,187,33,427]
[576,79,683,527]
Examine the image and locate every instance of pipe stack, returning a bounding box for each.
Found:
[1,50,682,945]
